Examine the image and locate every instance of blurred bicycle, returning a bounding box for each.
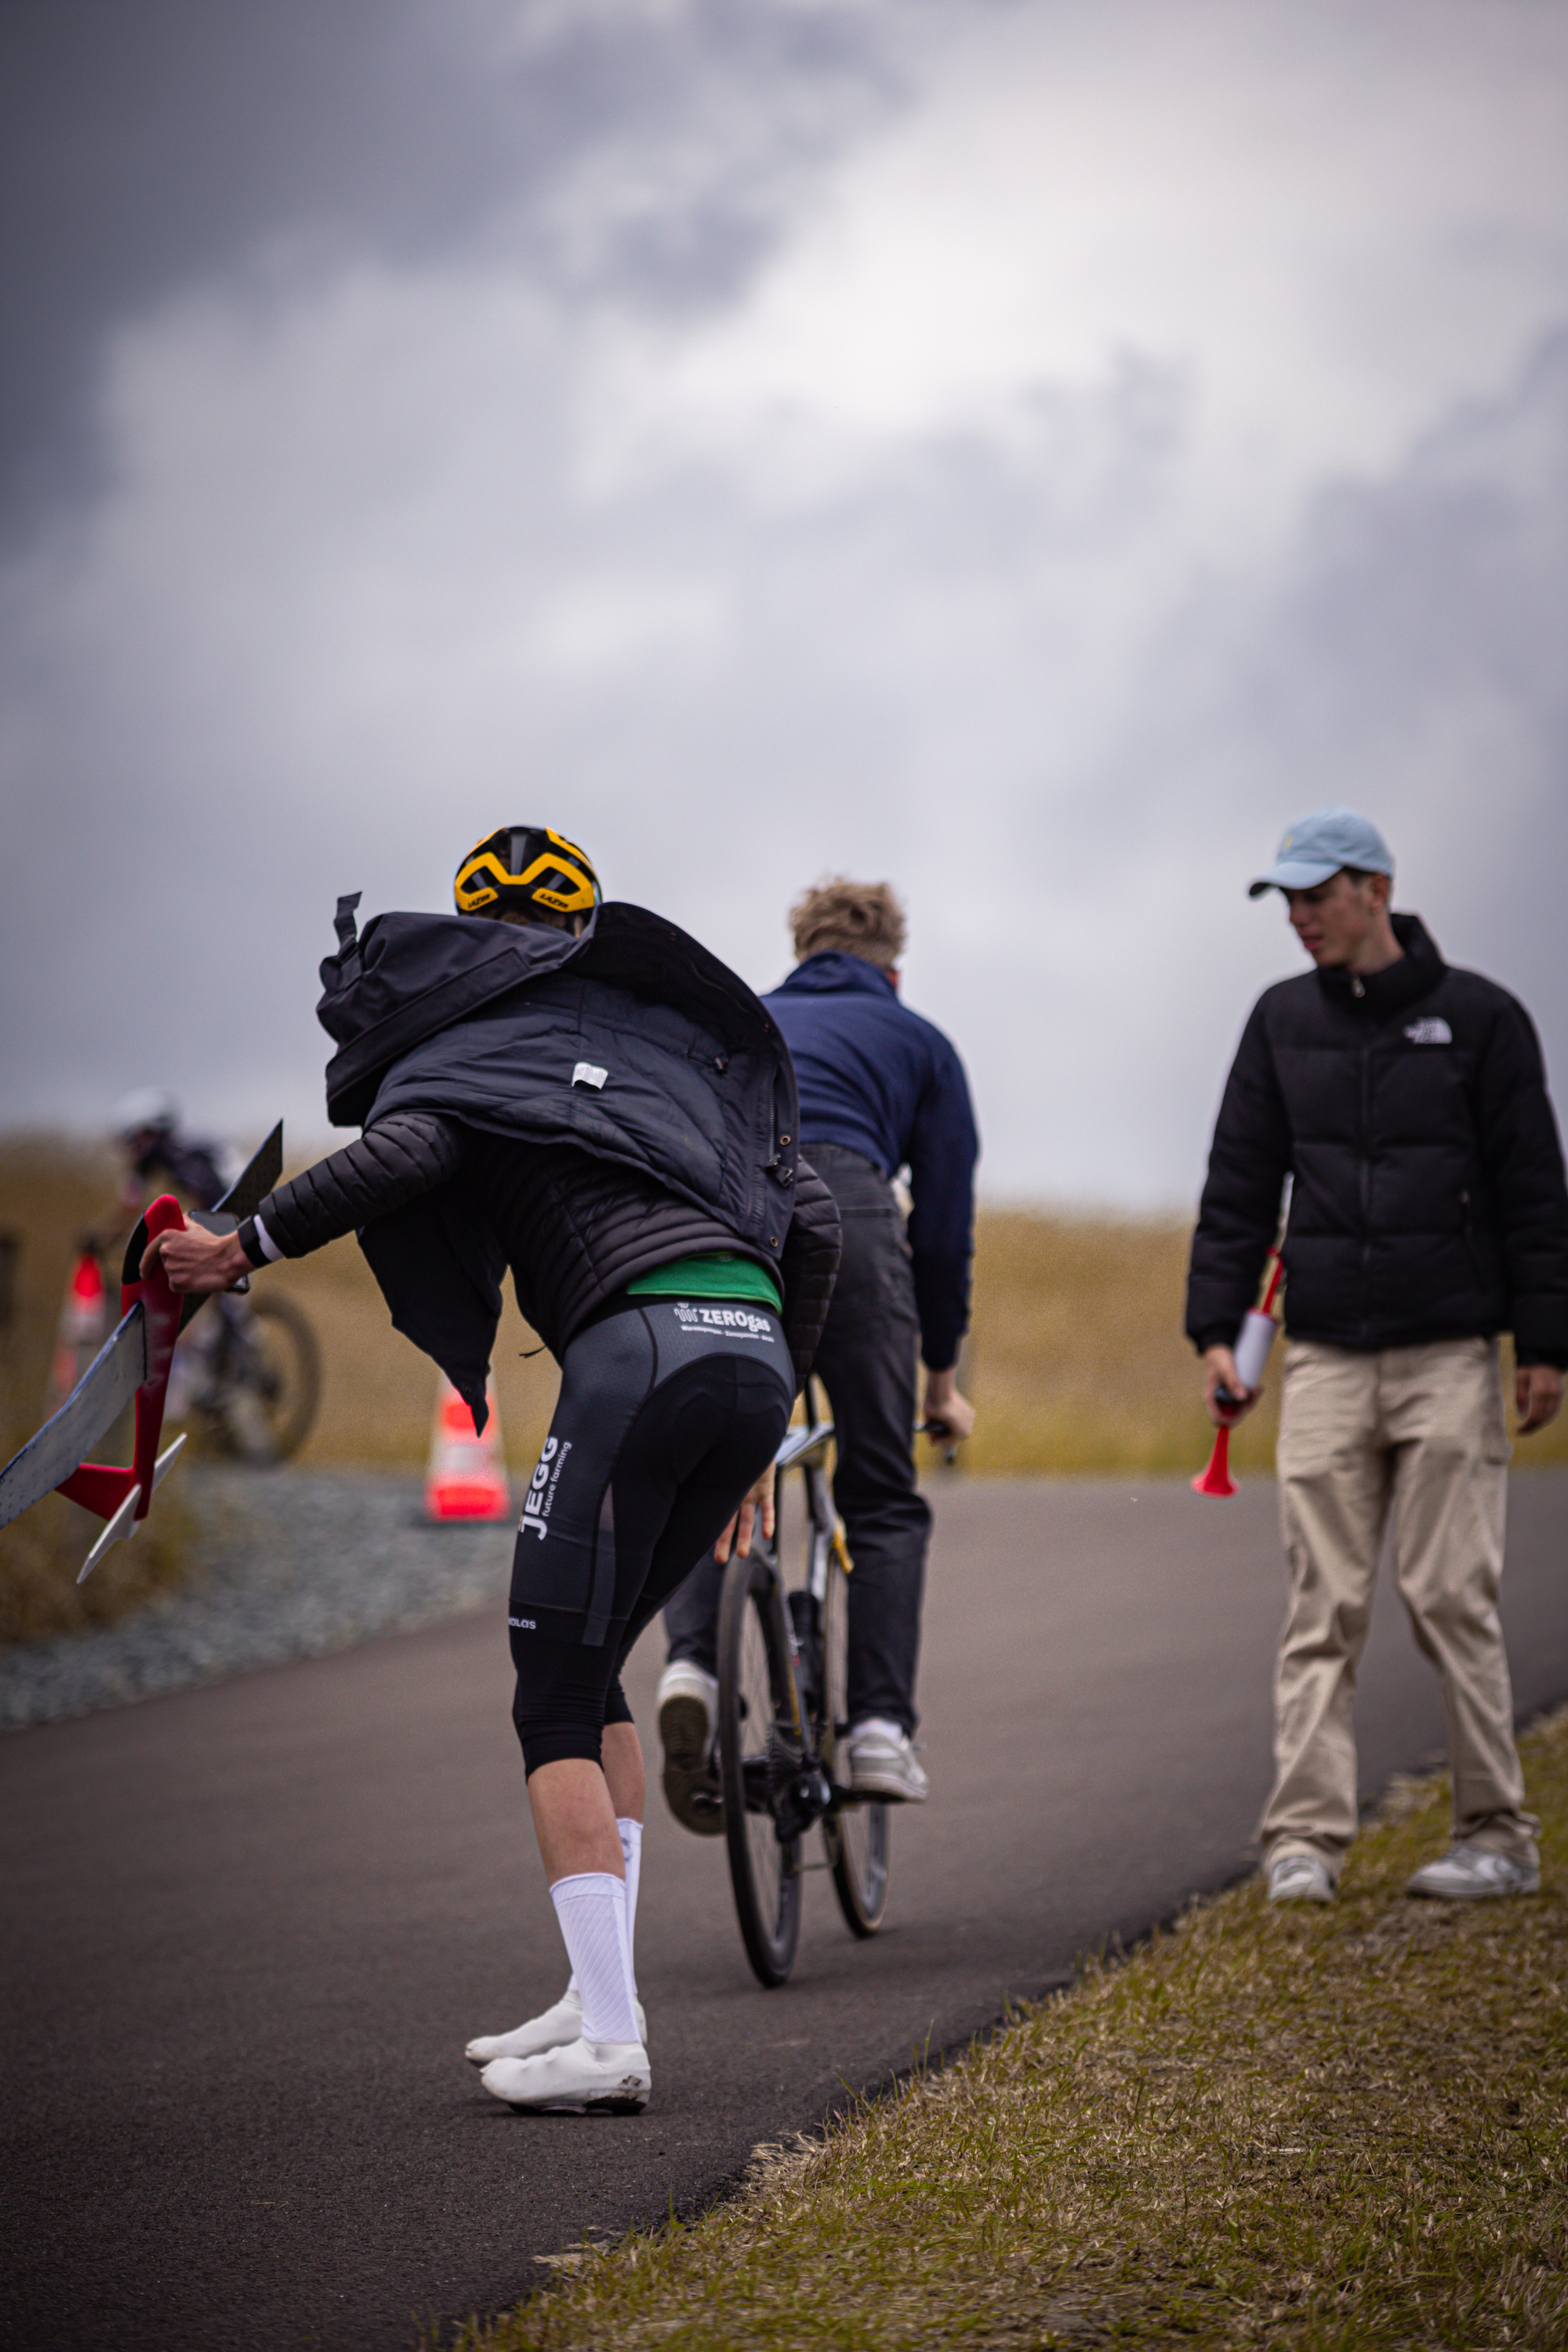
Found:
[50,1239,320,1465]
[48,1088,321,1465]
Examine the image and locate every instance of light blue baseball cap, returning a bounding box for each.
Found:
[1248,807,1394,898]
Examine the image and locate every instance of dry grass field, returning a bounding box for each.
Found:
[2,1134,1560,1642]
[964,1209,1281,1478]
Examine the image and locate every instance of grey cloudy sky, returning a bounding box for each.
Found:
[2,0,1565,1204]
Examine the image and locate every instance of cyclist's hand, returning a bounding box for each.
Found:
[1203,1345,1260,1428]
[142,1225,251,1295]
[922,1368,975,1444]
[713,1463,776,1564]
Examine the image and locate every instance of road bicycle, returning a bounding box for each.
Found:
[716,1375,891,1987]
[193,1286,321,1464]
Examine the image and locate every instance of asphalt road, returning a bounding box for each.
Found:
[3,1472,1565,2352]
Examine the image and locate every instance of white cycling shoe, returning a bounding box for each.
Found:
[480,2038,651,2114]
[843,1718,929,1803]
[658,1660,724,1836]
[466,1984,647,2067]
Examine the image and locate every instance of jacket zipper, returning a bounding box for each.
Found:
[1459,1188,1484,1287]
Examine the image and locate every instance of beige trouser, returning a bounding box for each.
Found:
[1261,1335,1538,1878]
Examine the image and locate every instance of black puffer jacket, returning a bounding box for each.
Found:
[248,1112,840,1406]
[241,898,841,1417]
[1186,916,1568,1366]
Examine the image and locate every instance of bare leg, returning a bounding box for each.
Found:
[527,1759,624,1884]
[466,1745,644,2067]
[601,1722,645,1824]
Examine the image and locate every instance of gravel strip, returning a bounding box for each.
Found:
[0,1467,516,1732]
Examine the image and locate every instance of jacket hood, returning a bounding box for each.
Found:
[318,897,788,1128]
[1316,912,1445,1018]
[775,951,898,1000]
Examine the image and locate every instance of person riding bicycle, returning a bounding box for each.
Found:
[54,1092,242,1418]
[659,877,978,1819]
[111,1088,237,1221]
[146,825,840,2116]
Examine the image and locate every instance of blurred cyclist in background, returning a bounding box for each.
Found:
[49,1094,238,1411]
[110,1088,238,1224]
[103,1092,240,1424]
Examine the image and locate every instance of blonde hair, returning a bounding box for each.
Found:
[789,878,907,971]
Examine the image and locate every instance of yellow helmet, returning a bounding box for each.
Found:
[453,826,601,920]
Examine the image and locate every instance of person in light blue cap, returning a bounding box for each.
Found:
[1246,806,1395,898]
[1185,807,1568,1908]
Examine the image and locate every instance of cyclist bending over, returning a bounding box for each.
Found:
[148,826,840,2115]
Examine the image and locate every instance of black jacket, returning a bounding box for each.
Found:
[764,953,978,1371]
[1186,916,1568,1367]
[245,900,841,1415]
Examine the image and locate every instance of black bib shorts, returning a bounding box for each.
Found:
[508,1298,793,1776]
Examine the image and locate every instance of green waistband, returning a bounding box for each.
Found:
[626,1251,783,1313]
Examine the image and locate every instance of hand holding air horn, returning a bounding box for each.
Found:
[1192,1250,1283,1498]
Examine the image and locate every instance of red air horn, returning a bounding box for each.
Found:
[1192,1253,1283,1499]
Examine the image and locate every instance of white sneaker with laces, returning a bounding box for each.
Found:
[465,1985,648,2067]
[1406,1845,1539,1900]
[657,1660,724,1836]
[1266,1853,1334,1904]
[844,1717,929,1803]
[480,2038,651,2114]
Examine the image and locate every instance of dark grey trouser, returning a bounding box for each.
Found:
[663,1142,932,1733]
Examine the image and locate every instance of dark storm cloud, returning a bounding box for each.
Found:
[2,0,1563,1200]
[0,0,895,532]
[1053,325,1568,1171]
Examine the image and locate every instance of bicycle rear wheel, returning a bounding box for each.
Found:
[717,1550,803,1987]
[217,1295,321,1464]
[820,1537,891,1936]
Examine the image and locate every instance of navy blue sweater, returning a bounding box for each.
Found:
[764,953,978,1370]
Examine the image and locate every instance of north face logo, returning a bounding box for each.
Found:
[1405,1018,1453,1045]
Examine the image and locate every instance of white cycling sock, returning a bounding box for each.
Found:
[561,1821,642,2004]
[549,1873,640,2045]
[617,1817,643,1992]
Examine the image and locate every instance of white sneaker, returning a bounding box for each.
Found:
[658,1661,724,1836]
[844,1718,929,1803]
[1406,1845,1540,1900]
[465,1984,648,2067]
[480,2038,651,2114]
[1266,1853,1334,1904]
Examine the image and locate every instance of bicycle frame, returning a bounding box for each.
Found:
[756,1376,857,1836]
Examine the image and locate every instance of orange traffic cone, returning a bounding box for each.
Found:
[49,1248,109,1407]
[425,1374,511,1523]
[1191,1425,1236,1497]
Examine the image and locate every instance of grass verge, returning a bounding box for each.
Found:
[448,1709,1568,2352]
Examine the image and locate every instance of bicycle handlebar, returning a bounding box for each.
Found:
[775,1414,959,1474]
